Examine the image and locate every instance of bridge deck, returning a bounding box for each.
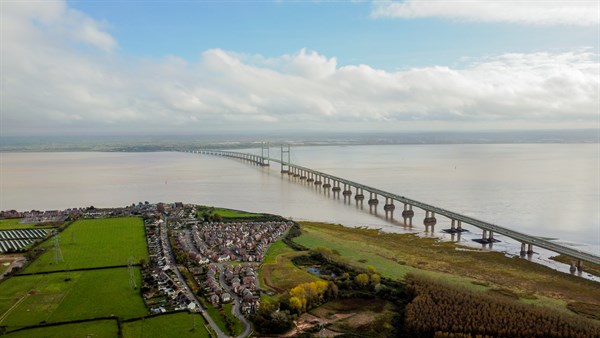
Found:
[194,150,600,266]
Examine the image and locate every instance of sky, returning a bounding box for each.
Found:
[1,0,599,135]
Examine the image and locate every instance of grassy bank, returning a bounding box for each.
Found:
[294,222,600,313]
[259,240,320,295]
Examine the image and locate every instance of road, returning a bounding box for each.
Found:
[161,218,229,338]
[218,263,253,338]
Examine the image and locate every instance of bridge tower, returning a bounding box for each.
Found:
[261,142,270,166]
[280,144,290,173]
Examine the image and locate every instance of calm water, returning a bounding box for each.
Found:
[1,144,599,261]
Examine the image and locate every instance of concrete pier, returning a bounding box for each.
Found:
[354,187,365,201]
[314,175,322,185]
[342,183,352,197]
[423,210,437,227]
[402,204,414,226]
[323,178,332,189]
[368,192,379,206]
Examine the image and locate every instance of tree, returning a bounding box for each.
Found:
[289,296,303,313]
[371,274,381,285]
[355,273,369,288]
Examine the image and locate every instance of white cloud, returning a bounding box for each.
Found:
[371,0,600,26]
[2,1,598,135]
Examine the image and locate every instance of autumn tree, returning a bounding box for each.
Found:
[355,273,369,288]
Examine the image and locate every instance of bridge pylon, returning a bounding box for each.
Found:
[280,144,290,173]
[261,142,270,166]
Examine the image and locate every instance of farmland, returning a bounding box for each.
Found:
[24,217,148,273]
[0,268,147,330]
[4,319,118,338]
[122,312,210,338]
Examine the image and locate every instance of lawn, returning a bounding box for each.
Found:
[5,319,118,338]
[0,267,147,329]
[295,222,600,311]
[259,240,320,294]
[24,217,148,273]
[122,312,210,338]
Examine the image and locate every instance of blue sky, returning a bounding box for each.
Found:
[2,1,599,135]
[70,1,598,69]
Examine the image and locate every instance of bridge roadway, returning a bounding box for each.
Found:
[190,149,600,267]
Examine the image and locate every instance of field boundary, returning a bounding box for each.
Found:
[4,316,120,335]
[13,264,139,276]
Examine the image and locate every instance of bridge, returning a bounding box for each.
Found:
[185,146,600,270]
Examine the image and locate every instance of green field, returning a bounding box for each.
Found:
[24,217,148,273]
[295,222,600,312]
[259,240,320,294]
[5,319,118,338]
[0,268,147,329]
[0,219,52,230]
[123,312,210,338]
[198,207,263,219]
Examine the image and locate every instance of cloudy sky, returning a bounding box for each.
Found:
[1,1,598,135]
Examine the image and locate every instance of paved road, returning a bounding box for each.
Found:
[218,264,253,338]
[162,218,229,338]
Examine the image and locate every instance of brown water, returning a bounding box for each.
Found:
[1,144,599,260]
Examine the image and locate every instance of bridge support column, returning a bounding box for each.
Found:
[576,259,583,271]
[383,197,395,219]
[424,210,436,229]
[307,173,314,182]
[527,243,533,255]
[368,192,379,206]
[402,204,414,226]
[332,181,341,196]
[342,184,352,200]
[300,170,307,180]
[323,178,331,189]
[354,188,364,200]
[520,243,527,256]
[487,231,494,242]
[293,167,300,177]
[314,175,322,186]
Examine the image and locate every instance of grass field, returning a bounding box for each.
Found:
[294,222,600,310]
[198,207,263,219]
[0,268,147,329]
[0,219,53,230]
[259,240,321,294]
[5,319,118,338]
[24,217,148,273]
[123,312,210,338]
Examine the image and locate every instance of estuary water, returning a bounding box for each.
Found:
[1,144,599,267]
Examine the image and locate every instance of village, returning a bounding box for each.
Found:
[138,202,292,318]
